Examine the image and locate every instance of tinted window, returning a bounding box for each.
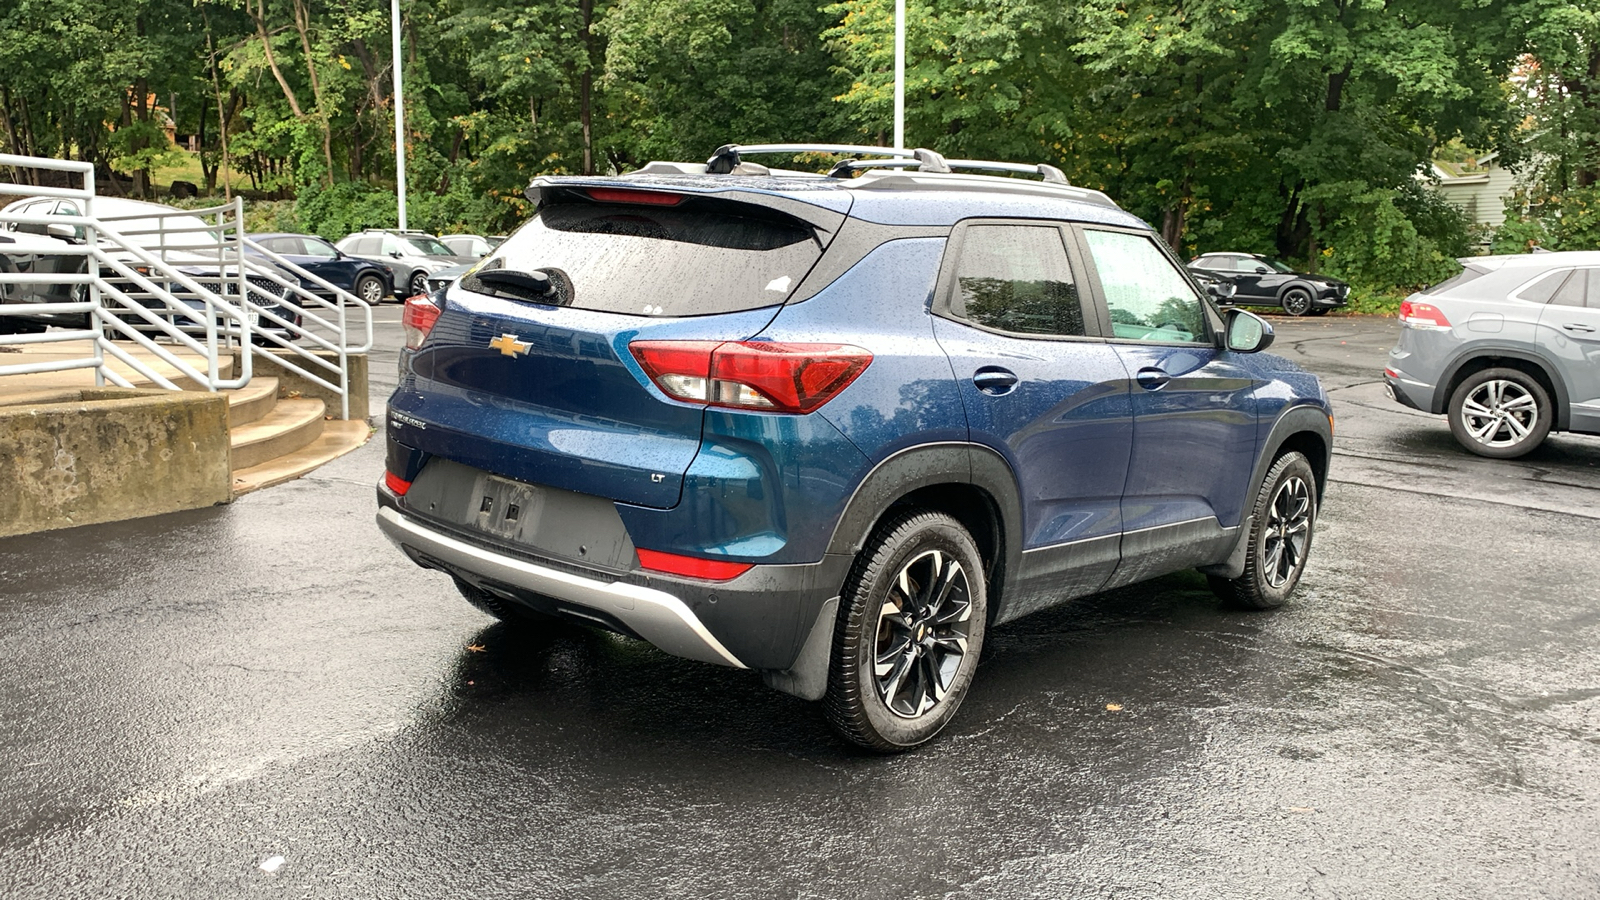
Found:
[380,236,402,255]
[1084,230,1206,342]
[475,199,821,317]
[1194,256,1232,272]
[1550,270,1586,307]
[947,224,1085,337]
[264,237,302,254]
[404,236,453,256]
[301,238,337,259]
[1520,269,1570,304]
[1588,270,1600,309]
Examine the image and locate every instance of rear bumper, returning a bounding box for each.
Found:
[1382,366,1431,411]
[377,505,749,668]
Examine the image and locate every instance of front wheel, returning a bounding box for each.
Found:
[1281,288,1313,316]
[407,270,429,298]
[1208,451,1318,610]
[824,510,987,753]
[1447,367,1552,459]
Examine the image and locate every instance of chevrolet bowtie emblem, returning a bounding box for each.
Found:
[488,333,532,357]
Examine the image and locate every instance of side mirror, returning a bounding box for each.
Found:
[1254,266,1270,274]
[1206,280,1236,301]
[46,223,83,243]
[389,250,403,259]
[1225,308,1275,353]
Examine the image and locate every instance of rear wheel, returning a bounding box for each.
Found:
[1281,287,1313,316]
[824,510,987,753]
[354,273,385,305]
[1447,367,1552,459]
[1208,451,1318,610]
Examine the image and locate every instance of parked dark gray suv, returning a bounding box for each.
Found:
[1384,251,1600,458]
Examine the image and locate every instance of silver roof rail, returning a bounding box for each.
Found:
[712,143,1068,186]
[943,160,1070,186]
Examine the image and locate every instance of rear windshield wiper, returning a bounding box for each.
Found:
[468,268,557,303]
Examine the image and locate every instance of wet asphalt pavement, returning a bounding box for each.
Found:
[2,311,1599,898]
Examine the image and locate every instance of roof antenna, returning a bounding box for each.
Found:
[913,148,951,174]
[706,144,742,175]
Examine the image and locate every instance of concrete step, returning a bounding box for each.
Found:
[230,397,325,470]
[226,377,280,428]
[231,420,371,496]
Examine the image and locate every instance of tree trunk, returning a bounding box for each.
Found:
[291,0,335,184]
[580,0,595,174]
[132,77,151,198]
[253,0,305,118]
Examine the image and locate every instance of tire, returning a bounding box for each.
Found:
[453,577,548,626]
[824,510,987,753]
[1281,287,1313,316]
[1447,367,1552,459]
[407,270,429,298]
[354,273,386,305]
[1208,451,1318,610]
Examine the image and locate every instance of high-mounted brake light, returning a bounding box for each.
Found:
[1399,299,1451,330]
[636,548,753,581]
[585,187,684,207]
[630,340,873,414]
[402,295,441,349]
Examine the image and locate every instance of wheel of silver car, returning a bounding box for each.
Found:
[1447,367,1552,459]
[825,510,987,752]
[408,270,429,298]
[355,273,386,305]
[1281,287,1313,316]
[1208,451,1317,610]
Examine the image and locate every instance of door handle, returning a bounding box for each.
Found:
[972,367,1019,396]
[1562,323,1596,333]
[1136,366,1171,391]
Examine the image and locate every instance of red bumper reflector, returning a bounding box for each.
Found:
[636,548,753,581]
[384,471,413,496]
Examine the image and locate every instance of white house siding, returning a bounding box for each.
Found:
[1434,161,1518,228]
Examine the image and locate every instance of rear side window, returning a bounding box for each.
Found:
[1551,270,1587,307]
[947,224,1086,337]
[478,198,821,317]
[1519,269,1571,304]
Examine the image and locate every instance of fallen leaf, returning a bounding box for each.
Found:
[466,643,486,653]
[1105,703,1123,712]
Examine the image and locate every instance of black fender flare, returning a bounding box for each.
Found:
[1432,345,1570,429]
[1201,404,1332,579]
[1275,280,1322,304]
[824,441,1024,614]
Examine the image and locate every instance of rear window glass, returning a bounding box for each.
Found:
[470,199,821,316]
[1519,269,1572,304]
[1425,265,1486,295]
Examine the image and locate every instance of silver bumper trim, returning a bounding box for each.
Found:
[376,507,747,669]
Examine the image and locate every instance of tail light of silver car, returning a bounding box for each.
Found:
[1399,298,1451,330]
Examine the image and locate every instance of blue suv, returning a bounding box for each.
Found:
[377,144,1333,751]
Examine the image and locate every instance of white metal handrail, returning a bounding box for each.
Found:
[0,153,375,418]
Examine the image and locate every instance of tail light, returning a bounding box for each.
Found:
[585,187,684,206]
[630,340,872,414]
[1399,299,1451,329]
[383,471,412,496]
[636,548,753,581]
[402,296,441,349]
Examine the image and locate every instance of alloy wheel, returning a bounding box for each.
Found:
[1282,289,1312,316]
[873,549,973,718]
[1460,380,1538,449]
[1261,475,1312,588]
[359,277,384,304]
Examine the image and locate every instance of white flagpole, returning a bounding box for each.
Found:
[391,0,408,229]
[893,0,906,149]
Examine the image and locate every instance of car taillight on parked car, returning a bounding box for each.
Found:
[402,296,441,349]
[630,340,872,414]
[1399,299,1451,329]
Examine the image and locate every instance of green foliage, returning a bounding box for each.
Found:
[1494,186,1600,252]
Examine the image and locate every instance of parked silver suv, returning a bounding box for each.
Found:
[1384,251,1600,458]
[336,229,473,298]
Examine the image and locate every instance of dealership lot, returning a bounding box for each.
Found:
[1,314,1597,899]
